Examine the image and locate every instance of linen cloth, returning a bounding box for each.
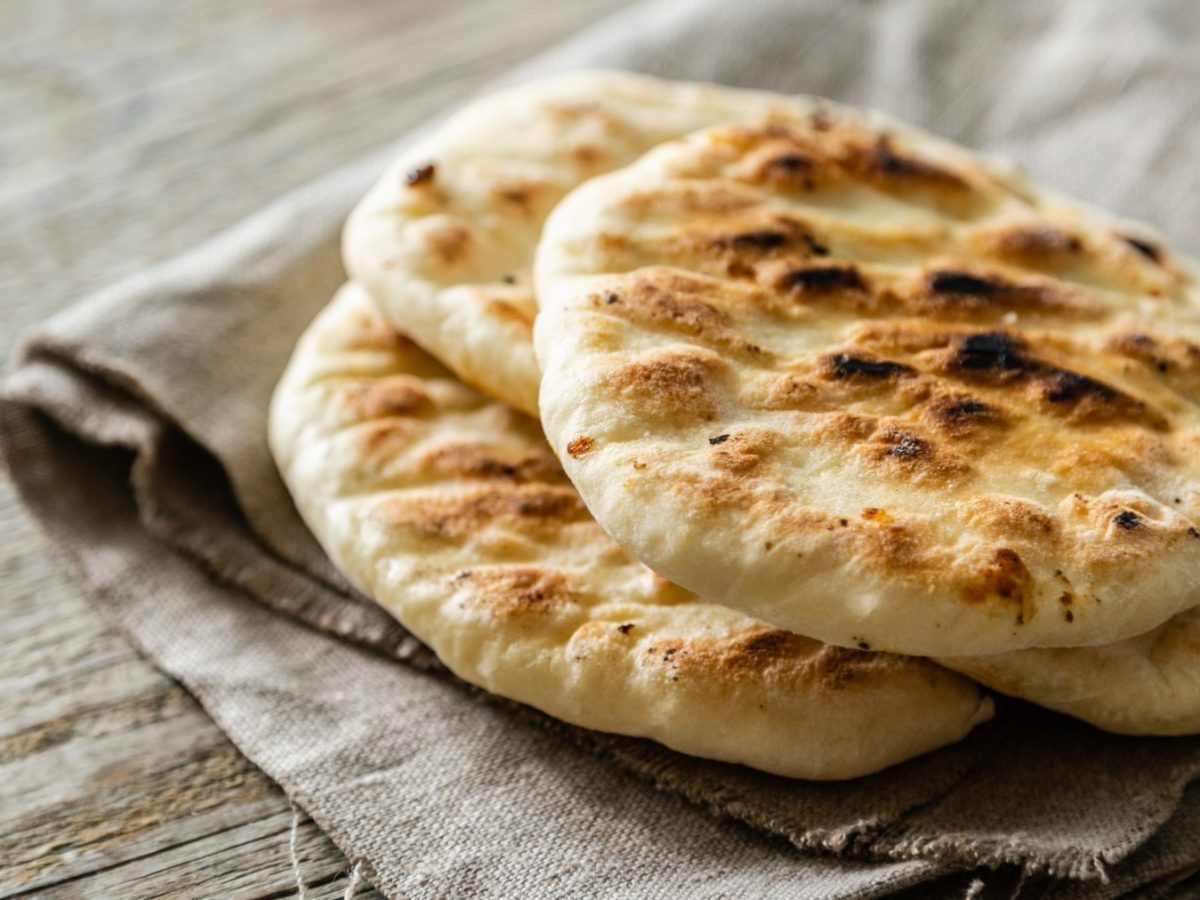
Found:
[5,0,1200,896]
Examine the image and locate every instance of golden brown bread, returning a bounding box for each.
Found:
[268,283,993,778]
[342,71,821,414]
[937,606,1200,735]
[534,113,1200,657]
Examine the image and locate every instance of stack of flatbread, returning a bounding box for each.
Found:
[270,71,1200,781]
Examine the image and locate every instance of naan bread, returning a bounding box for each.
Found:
[936,608,1200,735]
[534,114,1200,657]
[343,70,815,415]
[269,283,993,779]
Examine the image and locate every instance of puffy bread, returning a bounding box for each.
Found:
[937,608,1200,735]
[343,70,818,415]
[269,283,993,780]
[534,113,1200,657]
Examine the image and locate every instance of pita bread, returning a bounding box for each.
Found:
[936,608,1200,735]
[269,283,993,779]
[534,114,1200,657]
[343,70,816,415]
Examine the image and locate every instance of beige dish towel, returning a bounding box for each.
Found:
[6,1,1200,897]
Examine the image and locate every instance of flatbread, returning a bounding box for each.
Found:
[343,70,815,415]
[936,608,1200,735]
[268,283,993,779]
[534,114,1200,657]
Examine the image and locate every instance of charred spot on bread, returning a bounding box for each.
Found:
[1113,510,1143,530]
[405,163,436,186]
[823,353,915,380]
[778,265,867,294]
[1122,235,1163,264]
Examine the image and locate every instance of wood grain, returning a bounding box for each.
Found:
[0,0,631,895]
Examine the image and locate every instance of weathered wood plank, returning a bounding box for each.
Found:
[14,810,382,900]
[0,0,631,361]
[0,0,632,895]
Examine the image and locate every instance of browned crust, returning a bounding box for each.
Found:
[339,378,433,421]
[424,219,472,265]
[723,122,989,219]
[640,626,943,690]
[418,441,566,484]
[450,566,572,619]
[484,297,535,331]
[597,271,768,359]
[604,348,729,422]
[960,549,1036,625]
[707,429,780,476]
[979,223,1083,264]
[340,308,420,354]
[544,116,1200,643]
[567,435,596,459]
[377,484,589,540]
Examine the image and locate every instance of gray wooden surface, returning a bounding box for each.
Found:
[0,1,631,896]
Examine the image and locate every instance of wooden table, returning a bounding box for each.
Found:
[0,2,631,895]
